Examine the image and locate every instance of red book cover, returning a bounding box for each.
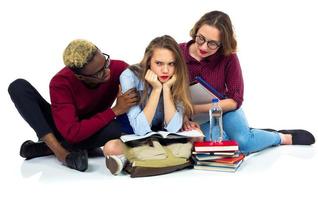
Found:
[213,153,245,164]
[194,140,239,152]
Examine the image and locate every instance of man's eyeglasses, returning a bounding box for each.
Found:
[77,53,110,79]
[195,34,221,50]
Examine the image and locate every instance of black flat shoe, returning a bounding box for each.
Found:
[65,150,88,172]
[87,147,104,158]
[278,129,315,145]
[20,140,53,159]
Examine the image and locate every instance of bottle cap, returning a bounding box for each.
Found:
[211,98,219,103]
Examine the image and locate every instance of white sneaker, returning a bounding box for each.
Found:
[105,155,127,175]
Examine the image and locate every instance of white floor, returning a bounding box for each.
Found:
[2,142,317,200]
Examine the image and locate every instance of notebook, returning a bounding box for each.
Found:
[190,76,225,125]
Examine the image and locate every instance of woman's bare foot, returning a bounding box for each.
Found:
[280,133,292,145]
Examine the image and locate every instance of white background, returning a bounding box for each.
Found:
[1,0,317,199]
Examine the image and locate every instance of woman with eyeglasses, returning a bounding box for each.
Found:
[103,35,197,175]
[181,11,315,155]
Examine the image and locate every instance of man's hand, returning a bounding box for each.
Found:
[112,85,139,116]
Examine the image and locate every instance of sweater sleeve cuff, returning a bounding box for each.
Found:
[110,108,117,117]
[101,108,116,123]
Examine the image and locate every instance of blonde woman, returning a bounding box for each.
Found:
[103,35,193,175]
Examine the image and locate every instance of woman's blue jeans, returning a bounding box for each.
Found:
[200,108,281,155]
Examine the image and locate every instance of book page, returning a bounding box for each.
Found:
[173,130,204,137]
[120,130,204,142]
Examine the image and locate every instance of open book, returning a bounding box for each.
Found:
[190,76,224,125]
[120,129,204,143]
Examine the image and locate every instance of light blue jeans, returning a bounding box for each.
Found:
[200,108,281,155]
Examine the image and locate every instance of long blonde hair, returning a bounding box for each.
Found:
[130,35,193,118]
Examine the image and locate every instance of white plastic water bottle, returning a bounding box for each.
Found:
[209,98,224,142]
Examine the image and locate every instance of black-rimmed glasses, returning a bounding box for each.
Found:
[77,53,110,79]
[195,34,221,50]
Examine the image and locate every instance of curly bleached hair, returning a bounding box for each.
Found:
[63,39,98,69]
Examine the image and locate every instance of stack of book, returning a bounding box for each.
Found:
[192,140,244,172]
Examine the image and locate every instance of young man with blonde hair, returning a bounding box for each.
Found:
[8,39,139,171]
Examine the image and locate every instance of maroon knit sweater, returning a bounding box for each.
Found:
[50,60,128,143]
[179,41,244,108]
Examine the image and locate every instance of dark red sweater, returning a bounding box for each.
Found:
[50,60,128,143]
[179,41,244,108]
